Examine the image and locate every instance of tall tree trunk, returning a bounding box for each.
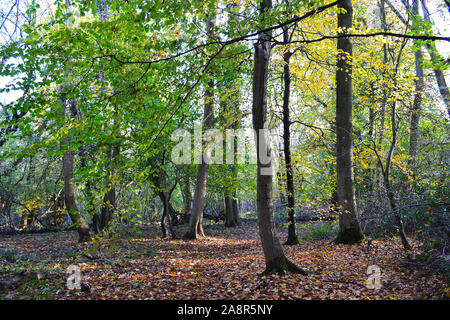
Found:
[184,18,215,239]
[87,179,100,234]
[276,150,286,208]
[252,0,306,275]
[79,145,99,234]
[224,196,237,227]
[376,0,388,193]
[220,89,240,227]
[232,185,239,225]
[182,175,192,216]
[420,0,450,116]
[220,88,237,228]
[59,0,91,243]
[378,0,388,148]
[229,90,241,226]
[62,134,91,243]
[159,191,175,238]
[335,0,364,245]
[281,27,298,245]
[95,0,116,233]
[151,171,177,237]
[408,0,424,177]
[100,142,120,232]
[383,101,412,250]
[390,0,450,116]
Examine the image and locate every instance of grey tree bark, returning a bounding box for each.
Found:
[62,140,91,242]
[378,0,388,148]
[221,89,240,228]
[99,142,120,232]
[184,18,215,239]
[252,0,306,274]
[59,0,91,243]
[79,146,99,234]
[383,99,412,250]
[334,0,364,245]
[408,0,424,176]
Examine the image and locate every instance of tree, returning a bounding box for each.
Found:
[62,136,91,242]
[96,0,118,234]
[420,0,450,116]
[99,140,120,232]
[281,26,299,245]
[59,0,91,243]
[386,0,450,116]
[334,0,364,245]
[252,0,306,274]
[184,17,216,239]
[408,0,425,177]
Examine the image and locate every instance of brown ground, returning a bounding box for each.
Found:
[0,220,447,300]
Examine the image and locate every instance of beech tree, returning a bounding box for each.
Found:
[252,0,306,274]
[0,0,448,281]
[184,17,216,239]
[60,0,91,243]
[281,25,299,245]
[334,0,364,244]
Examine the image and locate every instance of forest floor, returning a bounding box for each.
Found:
[0,219,448,300]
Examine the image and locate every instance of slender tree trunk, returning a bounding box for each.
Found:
[79,146,99,234]
[59,0,91,243]
[95,0,116,233]
[52,189,65,227]
[230,92,241,226]
[276,152,286,208]
[182,175,192,216]
[390,0,449,116]
[335,0,364,245]
[366,83,376,192]
[159,191,175,238]
[281,27,298,245]
[408,0,424,176]
[379,0,388,147]
[220,88,237,228]
[87,179,100,234]
[100,142,119,232]
[62,134,91,242]
[376,0,388,193]
[184,18,215,239]
[420,0,450,116]
[20,210,34,230]
[232,187,239,225]
[383,100,412,250]
[252,0,306,275]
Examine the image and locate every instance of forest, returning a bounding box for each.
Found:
[0,0,449,301]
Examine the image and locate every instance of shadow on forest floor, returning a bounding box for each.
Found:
[0,220,447,300]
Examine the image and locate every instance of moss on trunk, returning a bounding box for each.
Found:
[335,226,363,245]
[261,256,308,276]
[284,235,299,246]
[183,230,198,240]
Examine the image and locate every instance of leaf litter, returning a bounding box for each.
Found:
[0,220,447,300]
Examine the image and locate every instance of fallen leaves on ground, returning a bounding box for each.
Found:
[0,220,447,300]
